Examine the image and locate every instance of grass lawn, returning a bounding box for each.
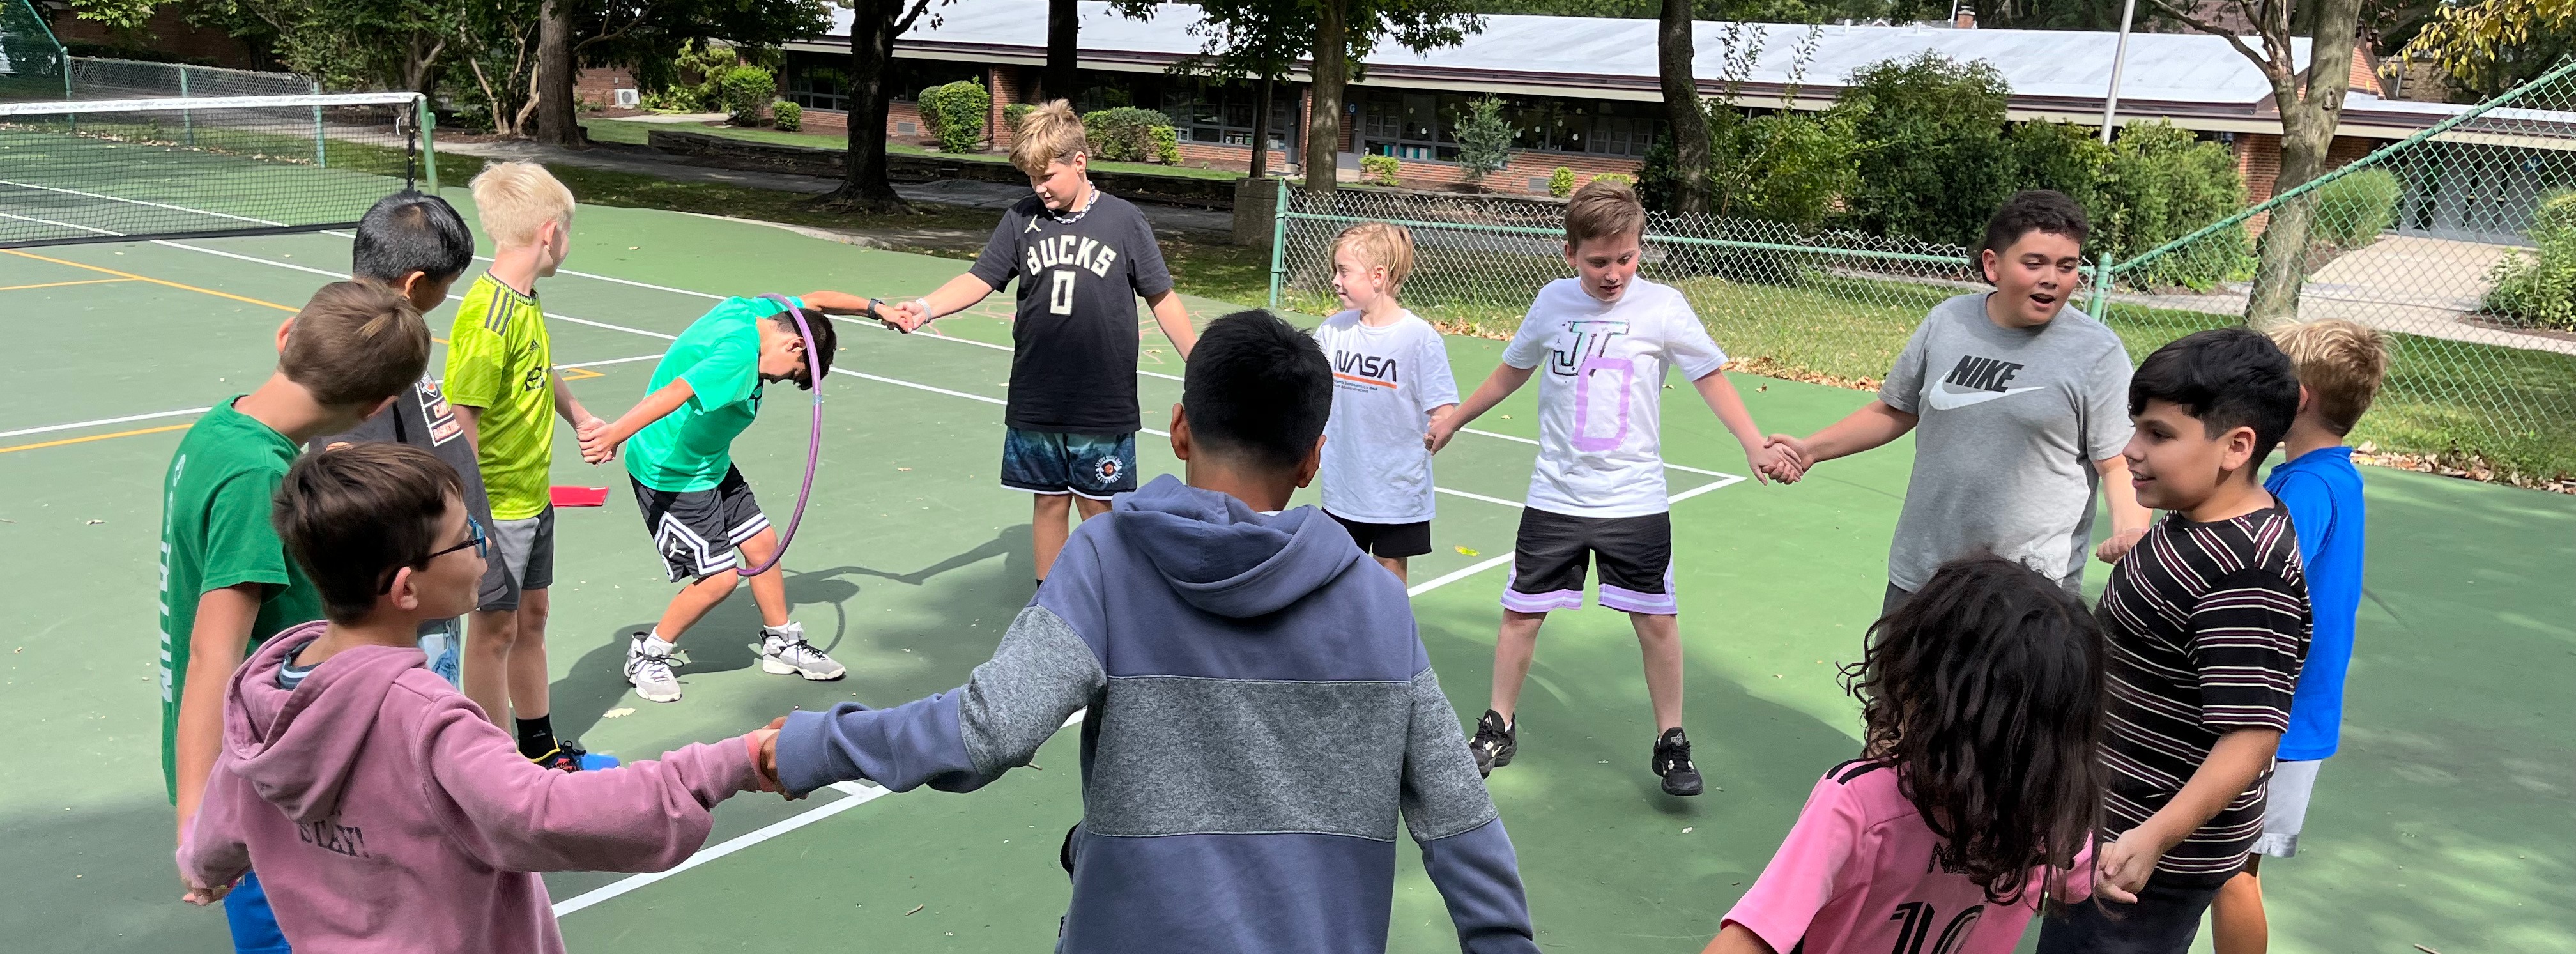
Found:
[579,117,1249,182]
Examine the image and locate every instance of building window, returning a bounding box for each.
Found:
[782,52,847,111]
[1157,78,1298,151]
[1354,89,1658,162]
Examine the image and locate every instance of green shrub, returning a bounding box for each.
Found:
[1549,167,1575,197]
[1837,52,2016,247]
[716,66,774,126]
[1082,107,1174,162]
[638,86,702,112]
[770,100,801,132]
[2485,191,2576,330]
[2093,121,2251,289]
[1361,154,1402,187]
[2310,167,2401,248]
[1004,102,1034,132]
[2009,119,2111,213]
[917,79,992,153]
[1591,173,1636,190]
[1149,124,1181,164]
[1638,102,1858,228]
[1454,95,1514,184]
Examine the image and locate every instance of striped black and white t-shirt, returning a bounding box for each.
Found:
[2096,506,2310,877]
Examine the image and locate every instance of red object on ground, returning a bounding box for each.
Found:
[551,486,610,508]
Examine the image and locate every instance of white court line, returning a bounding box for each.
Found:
[0,406,213,440]
[1,180,286,227]
[557,353,665,370]
[2,210,123,237]
[156,239,686,342]
[1435,486,1527,509]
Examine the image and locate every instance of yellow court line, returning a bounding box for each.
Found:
[0,278,135,293]
[558,367,604,381]
[0,249,297,312]
[0,423,192,454]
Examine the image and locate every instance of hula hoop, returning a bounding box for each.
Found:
[739,293,824,578]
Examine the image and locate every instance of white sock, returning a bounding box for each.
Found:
[638,632,677,656]
[763,622,800,640]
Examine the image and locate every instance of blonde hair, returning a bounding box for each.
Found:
[1565,177,1646,250]
[1331,222,1416,298]
[282,281,431,408]
[1009,100,1091,176]
[468,161,575,249]
[2268,319,2389,436]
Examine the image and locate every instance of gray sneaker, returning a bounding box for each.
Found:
[625,636,682,703]
[759,623,846,681]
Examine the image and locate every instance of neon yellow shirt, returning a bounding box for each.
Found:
[442,275,555,520]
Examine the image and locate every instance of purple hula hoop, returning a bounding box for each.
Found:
[739,293,823,578]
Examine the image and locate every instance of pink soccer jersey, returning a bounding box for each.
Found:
[1722,759,2089,954]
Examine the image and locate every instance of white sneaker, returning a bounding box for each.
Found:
[625,635,682,703]
[759,623,846,681]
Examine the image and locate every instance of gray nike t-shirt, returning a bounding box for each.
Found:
[1878,293,2135,591]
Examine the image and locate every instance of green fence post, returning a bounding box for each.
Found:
[418,96,439,193]
[1267,176,1288,309]
[311,79,326,168]
[2090,254,2112,319]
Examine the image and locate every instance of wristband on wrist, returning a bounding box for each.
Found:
[913,298,937,322]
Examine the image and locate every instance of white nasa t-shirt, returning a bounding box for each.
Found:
[1501,277,1727,518]
[1314,309,1460,525]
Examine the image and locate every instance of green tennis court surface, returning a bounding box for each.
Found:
[3,199,2568,953]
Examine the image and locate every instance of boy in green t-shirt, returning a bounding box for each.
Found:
[581,292,882,703]
[160,281,428,943]
[441,162,606,767]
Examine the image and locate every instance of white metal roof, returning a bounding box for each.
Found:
[821,0,2310,107]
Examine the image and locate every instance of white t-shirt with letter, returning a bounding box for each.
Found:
[1501,277,1727,518]
[1316,309,1460,524]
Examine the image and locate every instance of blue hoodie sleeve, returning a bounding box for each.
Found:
[1399,666,1539,953]
[776,604,1107,797]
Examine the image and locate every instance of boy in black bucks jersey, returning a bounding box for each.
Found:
[891,100,1198,586]
[2037,328,2310,954]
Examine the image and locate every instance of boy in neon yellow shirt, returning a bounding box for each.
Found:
[442,161,604,769]
[582,292,885,702]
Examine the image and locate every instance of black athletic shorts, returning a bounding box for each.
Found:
[1503,508,1675,615]
[631,466,770,582]
[1326,511,1433,559]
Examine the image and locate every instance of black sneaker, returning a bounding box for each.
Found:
[533,739,590,773]
[1652,728,1703,796]
[1469,710,1517,778]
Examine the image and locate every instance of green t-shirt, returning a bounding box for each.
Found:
[157,398,323,801]
[624,296,799,493]
[443,275,555,520]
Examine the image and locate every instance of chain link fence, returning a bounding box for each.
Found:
[2098,57,2576,488]
[1268,59,2576,488]
[66,57,320,100]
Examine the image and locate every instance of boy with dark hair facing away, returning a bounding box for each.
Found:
[310,190,511,699]
[2037,328,2311,954]
[580,293,884,703]
[1710,555,2103,953]
[1425,178,1793,797]
[765,311,1540,954]
[885,100,1199,586]
[158,281,429,951]
[2209,319,2389,954]
[179,444,782,953]
[1766,190,2152,616]
[445,162,605,767]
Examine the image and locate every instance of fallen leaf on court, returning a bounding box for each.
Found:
[1027,762,1043,771]
[905,905,924,916]
[1455,546,1480,557]
[1500,415,1512,419]
[628,246,640,250]
[1756,385,1768,392]
[602,707,635,719]
[898,467,911,471]
[1682,827,1693,834]
[86,519,103,525]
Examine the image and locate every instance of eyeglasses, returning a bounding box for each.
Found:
[379,517,487,594]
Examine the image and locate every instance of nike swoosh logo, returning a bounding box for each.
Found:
[1925,384,2044,411]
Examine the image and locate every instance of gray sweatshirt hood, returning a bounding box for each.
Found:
[1109,474,1362,619]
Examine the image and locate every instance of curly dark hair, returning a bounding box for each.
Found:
[1841,555,2107,905]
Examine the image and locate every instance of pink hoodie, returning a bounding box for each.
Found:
[180,621,766,953]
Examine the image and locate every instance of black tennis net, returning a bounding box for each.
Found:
[0,91,432,248]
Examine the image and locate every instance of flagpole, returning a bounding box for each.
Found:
[2100,0,2138,143]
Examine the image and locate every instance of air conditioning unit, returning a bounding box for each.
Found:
[613,88,640,108]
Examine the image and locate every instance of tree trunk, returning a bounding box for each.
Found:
[1304,0,1347,194]
[2246,0,2364,328]
[1250,76,1275,180]
[533,0,581,148]
[1045,0,1079,104]
[1658,0,1710,215]
[829,2,908,212]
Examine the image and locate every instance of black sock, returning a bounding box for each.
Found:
[516,715,557,760]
